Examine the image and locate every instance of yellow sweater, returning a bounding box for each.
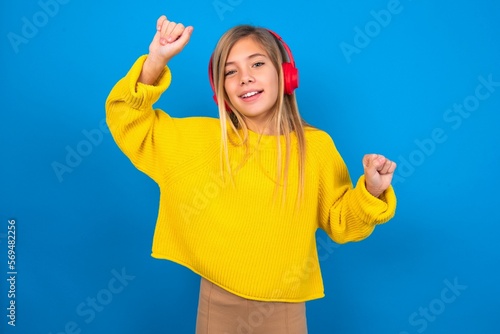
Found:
[105,55,396,302]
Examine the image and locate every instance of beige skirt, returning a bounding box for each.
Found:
[195,277,308,334]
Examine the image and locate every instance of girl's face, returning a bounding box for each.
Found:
[224,36,279,133]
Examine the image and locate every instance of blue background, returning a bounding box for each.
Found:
[1,0,499,333]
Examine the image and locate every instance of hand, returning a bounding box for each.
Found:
[149,15,193,63]
[362,154,397,198]
[139,15,194,84]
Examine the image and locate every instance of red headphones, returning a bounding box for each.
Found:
[208,29,299,109]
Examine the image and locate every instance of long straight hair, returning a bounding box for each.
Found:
[211,25,308,205]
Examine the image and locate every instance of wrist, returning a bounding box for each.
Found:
[139,55,169,85]
[365,182,383,198]
[147,52,171,68]
[368,190,383,198]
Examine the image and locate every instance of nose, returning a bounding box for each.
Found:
[239,71,254,85]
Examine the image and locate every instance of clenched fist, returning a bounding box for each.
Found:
[362,154,397,198]
[139,15,194,85]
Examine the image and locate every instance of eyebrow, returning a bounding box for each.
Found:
[225,53,267,66]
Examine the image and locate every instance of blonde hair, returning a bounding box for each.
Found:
[211,25,308,205]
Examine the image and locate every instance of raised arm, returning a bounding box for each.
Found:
[105,16,193,183]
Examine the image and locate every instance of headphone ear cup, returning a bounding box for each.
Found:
[282,62,298,95]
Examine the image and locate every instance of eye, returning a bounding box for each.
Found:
[225,69,236,76]
[253,61,265,68]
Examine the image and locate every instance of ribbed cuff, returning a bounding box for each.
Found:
[123,55,172,110]
[351,175,397,225]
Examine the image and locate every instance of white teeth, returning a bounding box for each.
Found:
[241,91,259,98]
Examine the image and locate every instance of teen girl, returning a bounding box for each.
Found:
[106,15,397,334]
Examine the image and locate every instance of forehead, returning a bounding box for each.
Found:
[226,36,269,62]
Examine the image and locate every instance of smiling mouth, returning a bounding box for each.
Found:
[240,90,263,99]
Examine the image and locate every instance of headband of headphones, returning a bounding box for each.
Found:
[208,29,299,109]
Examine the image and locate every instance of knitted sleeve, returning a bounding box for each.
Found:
[105,55,177,183]
[316,132,397,244]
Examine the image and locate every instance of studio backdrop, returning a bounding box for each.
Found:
[1,0,499,333]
